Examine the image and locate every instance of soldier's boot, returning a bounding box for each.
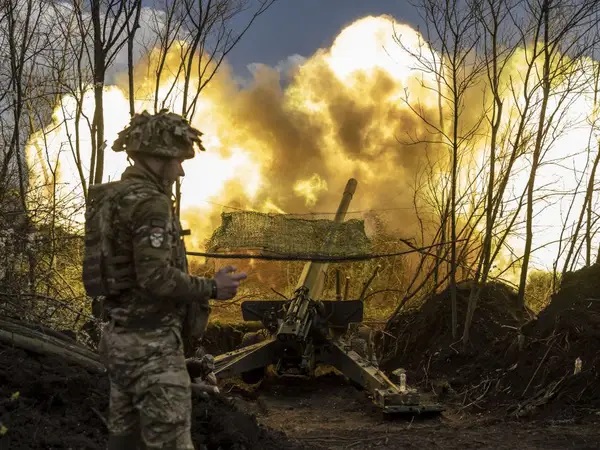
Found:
[107,432,142,450]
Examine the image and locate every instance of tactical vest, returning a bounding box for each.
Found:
[84,178,208,350]
[82,181,137,297]
[83,179,190,296]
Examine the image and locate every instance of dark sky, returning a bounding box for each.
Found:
[225,1,424,76]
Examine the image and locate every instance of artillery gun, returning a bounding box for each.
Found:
[212,179,442,415]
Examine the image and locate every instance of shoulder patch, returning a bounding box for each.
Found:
[149,227,166,248]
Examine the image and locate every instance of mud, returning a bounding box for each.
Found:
[381,270,600,421]
[508,264,600,418]
[4,266,600,449]
[1,337,600,450]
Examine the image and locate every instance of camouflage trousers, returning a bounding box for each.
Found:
[99,322,194,449]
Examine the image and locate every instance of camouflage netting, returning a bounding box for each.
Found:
[205,211,371,259]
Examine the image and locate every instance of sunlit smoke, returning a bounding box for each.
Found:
[293,174,328,207]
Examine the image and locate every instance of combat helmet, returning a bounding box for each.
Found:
[112,109,205,159]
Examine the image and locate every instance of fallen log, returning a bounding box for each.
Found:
[2,316,78,343]
[0,317,100,358]
[0,317,105,374]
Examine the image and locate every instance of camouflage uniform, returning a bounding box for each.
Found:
[96,111,212,449]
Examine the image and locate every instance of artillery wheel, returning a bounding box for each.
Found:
[240,330,268,384]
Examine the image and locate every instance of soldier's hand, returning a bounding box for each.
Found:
[213,265,247,300]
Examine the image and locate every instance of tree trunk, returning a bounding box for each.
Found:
[91,0,105,185]
[517,1,551,309]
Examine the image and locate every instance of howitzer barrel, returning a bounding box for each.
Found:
[296,178,358,299]
[333,178,357,221]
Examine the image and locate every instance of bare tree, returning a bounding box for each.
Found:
[142,0,277,214]
[126,2,142,117]
[560,62,600,273]
[1,0,49,207]
[144,0,277,118]
[0,0,59,291]
[461,0,522,347]
[47,2,95,203]
[397,0,485,338]
[89,0,141,185]
[515,0,600,309]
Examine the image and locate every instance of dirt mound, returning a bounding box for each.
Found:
[523,264,600,338]
[381,281,524,384]
[0,340,297,449]
[378,267,600,419]
[504,264,600,418]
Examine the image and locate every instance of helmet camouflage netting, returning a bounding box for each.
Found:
[112,109,205,159]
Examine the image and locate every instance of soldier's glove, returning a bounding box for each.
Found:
[213,265,248,300]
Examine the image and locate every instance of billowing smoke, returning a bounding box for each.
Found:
[152,16,445,248]
[25,15,444,250]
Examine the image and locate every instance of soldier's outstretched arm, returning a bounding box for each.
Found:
[130,192,214,303]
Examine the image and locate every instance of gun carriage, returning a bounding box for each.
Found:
[211,179,442,415]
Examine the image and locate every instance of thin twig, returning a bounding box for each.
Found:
[522,335,556,397]
[344,435,391,448]
[459,379,493,411]
[358,265,381,301]
[270,287,288,300]
[90,406,108,428]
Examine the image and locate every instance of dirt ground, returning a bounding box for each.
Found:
[229,373,600,450]
[0,340,296,450]
[1,339,600,450]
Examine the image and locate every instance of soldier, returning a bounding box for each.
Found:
[90,110,247,449]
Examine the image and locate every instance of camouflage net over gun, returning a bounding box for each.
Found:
[205,211,371,261]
